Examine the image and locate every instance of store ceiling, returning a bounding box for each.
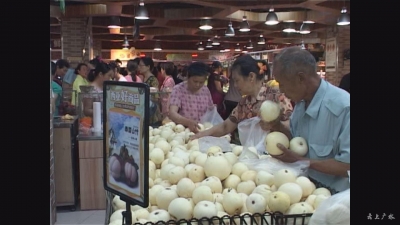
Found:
[50,0,350,50]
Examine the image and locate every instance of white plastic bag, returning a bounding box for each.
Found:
[240,157,309,177]
[200,105,224,126]
[309,189,350,225]
[237,117,267,155]
[198,136,232,153]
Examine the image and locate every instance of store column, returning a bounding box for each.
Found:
[61,17,90,68]
[50,60,56,224]
[325,26,350,86]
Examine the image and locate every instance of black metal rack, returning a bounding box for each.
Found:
[131,212,313,225]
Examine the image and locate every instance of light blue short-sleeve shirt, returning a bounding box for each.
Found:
[290,79,350,192]
[63,68,77,85]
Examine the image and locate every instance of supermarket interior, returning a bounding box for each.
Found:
[50,0,350,224]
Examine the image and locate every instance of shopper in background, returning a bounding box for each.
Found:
[153,66,163,90]
[258,60,272,82]
[139,57,162,125]
[88,56,102,69]
[339,73,350,93]
[87,62,113,92]
[176,66,188,82]
[115,59,122,67]
[62,68,77,89]
[168,62,214,133]
[126,59,142,82]
[109,61,127,81]
[71,63,89,106]
[172,65,183,85]
[157,62,176,119]
[271,46,350,192]
[207,61,228,117]
[191,54,292,139]
[139,57,159,88]
[51,59,70,117]
[132,58,144,81]
[223,71,243,117]
[83,62,113,117]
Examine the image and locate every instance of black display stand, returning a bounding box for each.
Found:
[121,197,133,225]
[103,81,150,212]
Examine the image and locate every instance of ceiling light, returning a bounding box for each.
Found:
[337,7,350,25]
[199,20,213,30]
[122,36,129,47]
[154,41,162,51]
[299,23,311,34]
[239,16,250,32]
[197,42,204,51]
[219,49,226,53]
[282,22,296,33]
[257,35,266,45]
[108,16,121,29]
[242,47,248,53]
[206,39,213,48]
[234,43,241,52]
[225,22,235,36]
[212,36,220,46]
[301,41,306,50]
[247,40,253,49]
[265,8,279,25]
[135,0,149,20]
[303,20,315,24]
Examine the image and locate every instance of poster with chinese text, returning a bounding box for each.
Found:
[104,83,148,206]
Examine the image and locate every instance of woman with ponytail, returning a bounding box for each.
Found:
[82,62,113,117]
[87,62,112,92]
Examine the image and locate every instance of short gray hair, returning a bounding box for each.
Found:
[273,46,317,79]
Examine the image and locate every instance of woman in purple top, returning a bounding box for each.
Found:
[207,61,228,117]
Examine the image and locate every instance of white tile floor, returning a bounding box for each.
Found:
[55,208,106,225]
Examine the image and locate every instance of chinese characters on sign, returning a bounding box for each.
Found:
[51,39,62,49]
[368,213,395,220]
[110,90,140,105]
[123,124,139,152]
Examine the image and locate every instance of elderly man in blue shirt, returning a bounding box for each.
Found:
[261,46,350,192]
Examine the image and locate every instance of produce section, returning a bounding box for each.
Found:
[106,121,344,225]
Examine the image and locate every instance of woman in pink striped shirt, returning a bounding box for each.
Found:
[157,62,176,119]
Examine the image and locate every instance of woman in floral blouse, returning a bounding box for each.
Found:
[191,54,293,140]
[139,57,162,125]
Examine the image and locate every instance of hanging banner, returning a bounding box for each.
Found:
[325,37,337,72]
[111,49,134,61]
[166,54,192,61]
[209,52,234,61]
